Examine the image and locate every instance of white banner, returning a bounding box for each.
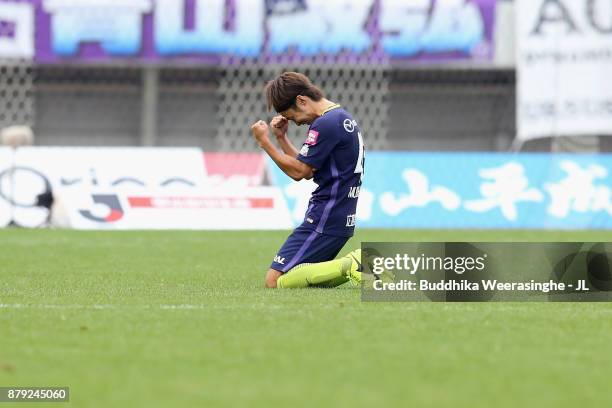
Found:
[0,2,35,59]
[0,147,206,228]
[56,187,292,230]
[0,147,293,230]
[517,0,612,140]
[0,147,14,226]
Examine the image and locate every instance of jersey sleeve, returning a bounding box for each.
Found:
[296,119,339,170]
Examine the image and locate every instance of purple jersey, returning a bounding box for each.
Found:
[296,105,364,237]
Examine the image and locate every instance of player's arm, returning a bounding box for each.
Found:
[276,134,300,157]
[251,120,314,181]
[270,115,299,157]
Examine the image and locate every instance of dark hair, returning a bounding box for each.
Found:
[265,72,324,112]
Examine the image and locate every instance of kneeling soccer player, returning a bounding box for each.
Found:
[250,72,365,288]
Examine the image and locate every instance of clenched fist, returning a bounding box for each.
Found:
[270,115,289,140]
[250,120,270,148]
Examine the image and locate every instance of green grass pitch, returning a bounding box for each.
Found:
[1,228,612,407]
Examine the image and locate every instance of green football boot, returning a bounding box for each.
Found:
[342,249,363,284]
[342,247,396,286]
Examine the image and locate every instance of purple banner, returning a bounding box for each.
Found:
[0,0,497,64]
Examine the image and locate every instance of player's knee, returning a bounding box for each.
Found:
[265,269,281,288]
[264,274,277,288]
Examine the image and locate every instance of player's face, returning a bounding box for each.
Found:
[280,103,314,126]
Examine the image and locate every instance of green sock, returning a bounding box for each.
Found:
[315,275,350,288]
[277,258,352,289]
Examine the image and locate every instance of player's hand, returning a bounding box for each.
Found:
[250,120,270,148]
[270,115,289,140]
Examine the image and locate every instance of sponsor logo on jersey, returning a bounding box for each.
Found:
[348,186,360,198]
[343,119,357,133]
[300,145,309,156]
[274,255,286,265]
[346,214,356,227]
[305,130,319,145]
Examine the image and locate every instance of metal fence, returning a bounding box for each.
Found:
[1,60,611,152]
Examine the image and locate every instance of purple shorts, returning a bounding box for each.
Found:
[270,225,350,273]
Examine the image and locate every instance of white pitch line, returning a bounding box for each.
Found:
[3,303,610,312]
[0,303,284,310]
[0,304,209,310]
[0,303,118,310]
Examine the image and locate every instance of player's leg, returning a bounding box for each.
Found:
[265,263,353,288]
[278,248,396,288]
[276,258,353,288]
[269,228,359,288]
[270,247,392,289]
[316,275,353,288]
[266,251,362,288]
[266,227,306,287]
[265,269,283,288]
[266,227,348,288]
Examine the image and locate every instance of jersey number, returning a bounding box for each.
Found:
[354,132,365,181]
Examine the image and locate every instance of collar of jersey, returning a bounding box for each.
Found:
[321,103,341,116]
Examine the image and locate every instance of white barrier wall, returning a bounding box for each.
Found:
[2,148,611,230]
